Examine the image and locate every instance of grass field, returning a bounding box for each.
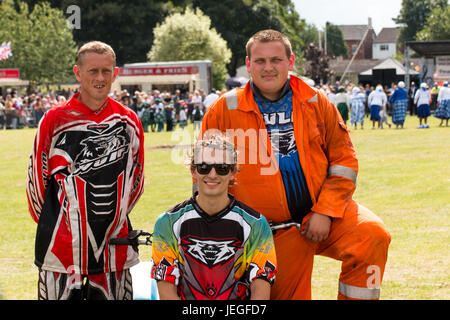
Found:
[0,115,448,300]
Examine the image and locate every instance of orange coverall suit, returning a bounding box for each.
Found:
[201,76,391,300]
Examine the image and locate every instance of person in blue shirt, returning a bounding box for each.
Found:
[389,81,408,129]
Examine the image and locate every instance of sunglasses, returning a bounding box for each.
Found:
[195,163,234,176]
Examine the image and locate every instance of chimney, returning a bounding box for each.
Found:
[368,17,372,28]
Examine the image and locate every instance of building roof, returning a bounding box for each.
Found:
[115,74,199,85]
[124,60,211,68]
[338,25,373,41]
[374,28,399,44]
[329,58,381,75]
[0,78,29,86]
[406,40,450,57]
[359,57,419,75]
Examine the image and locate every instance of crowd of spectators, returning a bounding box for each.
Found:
[314,80,442,117]
[315,81,392,117]
[0,89,73,130]
[310,79,445,129]
[1,79,445,131]
[0,87,226,131]
[108,87,227,133]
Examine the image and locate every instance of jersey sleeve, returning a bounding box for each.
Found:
[151,213,181,285]
[126,115,145,214]
[245,216,277,285]
[26,111,54,223]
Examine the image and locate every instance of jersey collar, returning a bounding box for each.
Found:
[191,192,237,221]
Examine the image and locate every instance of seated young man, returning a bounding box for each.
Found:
[151,134,277,300]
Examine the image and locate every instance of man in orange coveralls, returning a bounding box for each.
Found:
[200,30,391,300]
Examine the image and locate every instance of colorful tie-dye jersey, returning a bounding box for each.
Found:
[151,194,277,300]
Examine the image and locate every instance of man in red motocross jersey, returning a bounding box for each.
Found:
[26,41,145,300]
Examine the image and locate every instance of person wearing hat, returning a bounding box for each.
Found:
[368,85,387,129]
[335,86,350,125]
[389,81,408,129]
[349,86,366,129]
[434,81,450,127]
[414,83,432,128]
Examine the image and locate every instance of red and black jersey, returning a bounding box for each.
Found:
[26,92,145,274]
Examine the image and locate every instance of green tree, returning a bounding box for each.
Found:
[21,0,318,76]
[189,0,283,76]
[304,43,332,84]
[416,3,450,41]
[394,0,432,42]
[324,23,348,58]
[188,0,317,76]
[22,0,174,66]
[0,0,77,87]
[148,7,232,89]
[393,0,448,42]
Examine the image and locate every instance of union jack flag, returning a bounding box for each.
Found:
[0,42,12,61]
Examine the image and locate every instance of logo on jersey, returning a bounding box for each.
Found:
[267,128,297,155]
[74,125,129,175]
[181,236,242,269]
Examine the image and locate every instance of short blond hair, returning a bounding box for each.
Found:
[246,29,293,60]
[77,41,116,66]
[190,134,237,169]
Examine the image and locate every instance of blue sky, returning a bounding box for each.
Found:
[292,0,402,35]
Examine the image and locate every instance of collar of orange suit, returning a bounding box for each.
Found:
[250,78,292,103]
[237,75,318,113]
